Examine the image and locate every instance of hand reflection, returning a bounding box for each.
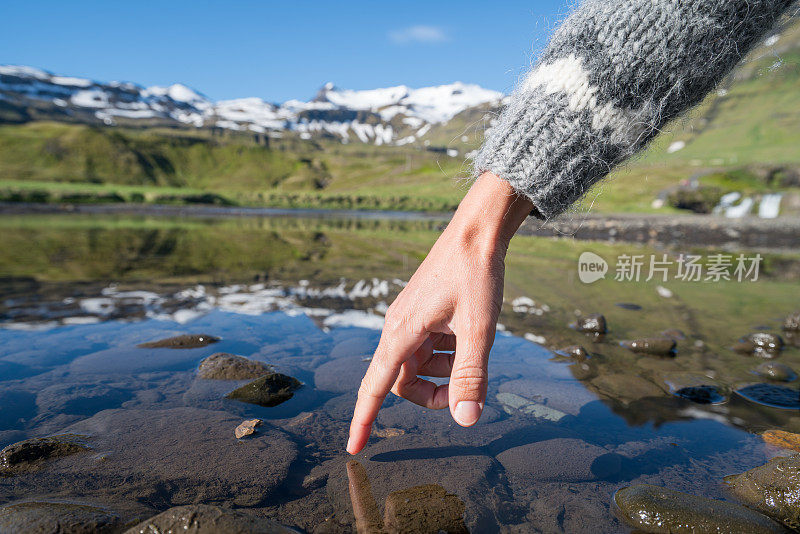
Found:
[346,460,468,534]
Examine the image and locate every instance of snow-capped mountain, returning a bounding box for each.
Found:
[0,65,503,146]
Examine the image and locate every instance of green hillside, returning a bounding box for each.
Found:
[1,17,799,213]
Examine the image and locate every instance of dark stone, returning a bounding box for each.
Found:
[198,353,271,380]
[735,383,800,409]
[725,454,800,530]
[784,311,800,332]
[755,362,797,382]
[1,434,90,476]
[733,333,784,357]
[673,385,726,404]
[615,303,642,310]
[554,345,589,361]
[384,484,468,534]
[226,373,302,407]
[620,337,676,356]
[574,314,607,334]
[0,501,121,534]
[123,504,297,534]
[614,484,784,533]
[496,438,621,483]
[137,334,220,349]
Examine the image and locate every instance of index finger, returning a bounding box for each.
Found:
[347,318,427,454]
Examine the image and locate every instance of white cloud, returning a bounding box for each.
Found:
[388,25,448,45]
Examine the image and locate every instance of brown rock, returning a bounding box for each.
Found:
[137,334,219,349]
[123,504,296,534]
[373,428,405,439]
[784,311,800,332]
[614,484,784,533]
[1,434,90,476]
[620,337,676,356]
[198,353,271,380]
[235,419,263,439]
[226,373,302,408]
[384,484,468,534]
[762,430,800,453]
[574,314,607,334]
[725,454,800,530]
[0,501,121,534]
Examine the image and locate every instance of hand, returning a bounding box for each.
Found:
[347,172,533,454]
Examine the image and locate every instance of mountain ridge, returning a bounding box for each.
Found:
[0,65,503,146]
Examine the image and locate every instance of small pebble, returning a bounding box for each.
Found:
[574,314,607,334]
[234,419,262,439]
[620,337,676,356]
[755,362,797,382]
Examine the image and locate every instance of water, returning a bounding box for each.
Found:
[0,213,798,532]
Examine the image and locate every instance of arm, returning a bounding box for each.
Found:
[476,0,795,219]
[347,0,794,455]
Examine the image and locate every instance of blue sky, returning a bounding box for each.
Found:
[2,0,572,102]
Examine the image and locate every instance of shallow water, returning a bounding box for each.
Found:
[0,214,798,532]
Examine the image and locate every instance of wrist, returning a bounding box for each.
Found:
[448,172,533,254]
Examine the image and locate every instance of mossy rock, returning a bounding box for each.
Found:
[225,373,302,407]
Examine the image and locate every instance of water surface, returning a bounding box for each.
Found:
[1,214,798,532]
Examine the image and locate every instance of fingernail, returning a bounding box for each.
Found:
[346,437,352,453]
[453,401,482,427]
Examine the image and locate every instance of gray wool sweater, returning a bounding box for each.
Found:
[475,0,795,219]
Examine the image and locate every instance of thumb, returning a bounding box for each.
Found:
[448,322,494,427]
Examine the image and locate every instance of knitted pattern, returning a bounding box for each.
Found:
[475,0,795,219]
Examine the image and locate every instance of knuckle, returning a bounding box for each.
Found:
[451,364,487,393]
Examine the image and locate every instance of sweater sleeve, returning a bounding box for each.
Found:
[474,0,795,219]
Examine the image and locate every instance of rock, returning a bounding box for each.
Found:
[755,362,797,382]
[61,408,297,507]
[498,378,597,416]
[784,311,800,332]
[137,334,219,349]
[496,392,567,421]
[615,303,642,310]
[614,484,785,534]
[226,373,302,407]
[620,337,676,356]
[0,502,121,534]
[573,314,606,335]
[384,484,468,534]
[198,353,272,380]
[734,383,800,409]
[235,419,263,439]
[660,329,687,341]
[592,373,664,401]
[725,454,800,530]
[497,438,623,483]
[762,430,800,453]
[1,434,90,476]
[672,385,726,404]
[313,355,370,393]
[36,384,132,416]
[123,504,296,534]
[554,345,589,361]
[733,333,784,357]
[373,427,405,438]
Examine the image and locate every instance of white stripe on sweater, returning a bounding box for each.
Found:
[522,54,648,145]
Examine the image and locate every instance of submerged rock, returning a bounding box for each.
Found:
[733,333,784,357]
[496,392,567,422]
[554,345,589,361]
[226,373,302,407]
[384,484,468,534]
[620,337,676,356]
[784,311,800,332]
[673,385,726,405]
[615,302,642,310]
[137,334,219,349]
[373,427,405,439]
[660,328,687,341]
[0,501,121,534]
[725,454,800,530]
[235,419,263,439]
[734,383,800,409]
[573,314,607,335]
[1,434,90,476]
[755,362,797,382]
[497,438,623,483]
[198,353,271,380]
[614,484,784,533]
[124,504,296,534]
[762,430,800,453]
